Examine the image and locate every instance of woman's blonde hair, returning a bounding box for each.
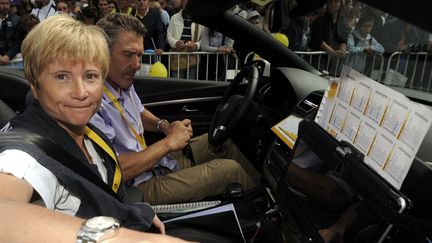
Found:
[21,14,110,85]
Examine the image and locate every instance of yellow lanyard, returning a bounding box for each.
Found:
[103,86,147,149]
[85,126,122,193]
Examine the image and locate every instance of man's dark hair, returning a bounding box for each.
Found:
[96,13,146,50]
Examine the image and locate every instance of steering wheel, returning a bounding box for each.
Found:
[208,65,259,146]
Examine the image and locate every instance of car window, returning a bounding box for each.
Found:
[285,1,431,102]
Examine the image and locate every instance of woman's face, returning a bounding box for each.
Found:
[57,2,70,14]
[31,60,103,132]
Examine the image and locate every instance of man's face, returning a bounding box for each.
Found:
[136,0,148,11]
[107,30,143,90]
[98,0,109,15]
[32,60,104,131]
[172,0,181,9]
[0,0,10,15]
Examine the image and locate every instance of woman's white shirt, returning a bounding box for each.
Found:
[0,137,107,216]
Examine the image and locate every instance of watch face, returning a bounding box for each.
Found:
[85,216,119,231]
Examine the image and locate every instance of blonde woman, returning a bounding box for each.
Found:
[0,14,187,243]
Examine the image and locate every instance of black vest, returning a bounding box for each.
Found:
[0,102,154,231]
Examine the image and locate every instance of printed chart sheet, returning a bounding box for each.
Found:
[315,66,432,189]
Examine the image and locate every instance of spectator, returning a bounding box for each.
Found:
[347,14,384,74]
[107,0,118,13]
[116,0,135,15]
[20,13,39,36]
[0,0,23,66]
[339,0,354,40]
[246,10,261,28]
[281,16,310,51]
[70,0,83,19]
[94,0,110,17]
[9,0,20,15]
[347,14,384,54]
[166,0,203,79]
[398,24,430,53]
[17,0,33,17]
[339,0,365,40]
[56,0,70,14]
[91,13,261,205]
[200,27,234,54]
[309,0,347,74]
[369,8,402,54]
[170,0,182,15]
[150,0,169,31]
[231,3,249,19]
[232,10,262,65]
[159,0,173,17]
[200,27,234,80]
[30,0,56,22]
[135,0,164,55]
[0,14,190,242]
[79,4,100,25]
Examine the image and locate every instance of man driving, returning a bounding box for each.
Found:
[90,13,261,205]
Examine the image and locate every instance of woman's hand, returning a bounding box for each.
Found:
[152,215,165,234]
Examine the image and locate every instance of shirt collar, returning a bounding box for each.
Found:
[103,81,135,103]
[104,81,122,103]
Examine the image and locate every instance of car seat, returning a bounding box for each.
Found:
[0,99,15,128]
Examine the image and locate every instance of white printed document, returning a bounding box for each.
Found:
[315,66,432,189]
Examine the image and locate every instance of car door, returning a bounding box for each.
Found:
[133,76,230,141]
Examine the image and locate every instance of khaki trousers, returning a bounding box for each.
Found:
[137,133,262,205]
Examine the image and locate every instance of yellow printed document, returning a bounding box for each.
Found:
[271,115,302,149]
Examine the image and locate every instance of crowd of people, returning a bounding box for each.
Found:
[1,0,431,76]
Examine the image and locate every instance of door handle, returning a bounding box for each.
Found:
[182,105,198,112]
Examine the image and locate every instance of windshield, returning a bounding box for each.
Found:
[186,0,432,105]
[229,0,432,103]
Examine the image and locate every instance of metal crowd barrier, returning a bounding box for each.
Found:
[294,50,432,93]
[139,51,240,82]
[294,51,385,82]
[384,52,432,92]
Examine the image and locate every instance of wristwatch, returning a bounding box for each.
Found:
[76,216,120,243]
[156,119,169,132]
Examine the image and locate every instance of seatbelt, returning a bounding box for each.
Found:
[0,131,122,201]
[84,126,122,192]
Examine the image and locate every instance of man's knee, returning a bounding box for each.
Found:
[215,159,247,180]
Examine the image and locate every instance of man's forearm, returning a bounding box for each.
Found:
[141,109,163,133]
[118,139,173,181]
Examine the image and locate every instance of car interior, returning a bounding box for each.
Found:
[1,0,432,242]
